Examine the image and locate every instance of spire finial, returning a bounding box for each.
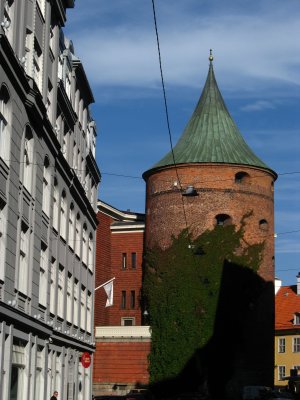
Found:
[209,49,214,63]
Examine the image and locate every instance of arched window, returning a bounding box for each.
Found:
[88,233,94,272]
[0,200,7,281]
[52,177,59,232]
[68,203,75,250]
[82,223,88,266]
[42,156,51,216]
[0,84,11,163]
[215,214,232,226]
[22,125,34,193]
[259,219,269,231]
[235,171,250,184]
[60,190,67,240]
[19,221,30,295]
[75,213,81,257]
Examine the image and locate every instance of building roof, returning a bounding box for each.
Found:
[144,55,276,178]
[275,285,300,331]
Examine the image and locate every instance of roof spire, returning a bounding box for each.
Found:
[209,49,214,64]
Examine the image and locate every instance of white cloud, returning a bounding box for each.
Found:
[65,0,300,99]
[241,100,276,112]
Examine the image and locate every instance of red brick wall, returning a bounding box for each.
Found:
[109,231,144,325]
[93,341,150,384]
[95,211,113,326]
[95,210,144,326]
[145,163,276,282]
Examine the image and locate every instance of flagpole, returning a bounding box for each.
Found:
[94,277,115,292]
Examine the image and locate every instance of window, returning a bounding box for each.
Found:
[235,171,250,184]
[68,204,75,250]
[49,257,56,315]
[278,366,286,381]
[57,265,64,318]
[121,317,135,326]
[18,222,30,295]
[130,290,135,309]
[42,156,51,216]
[82,224,88,266]
[293,337,300,353]
[75,213,81,257]
[46,79,53,122]
[39,242,48,307]
[80,285,86,330]
[278,338,285,353]
[66,273,72,323]
[74,279,79,326]
[87,292,92,333]
[0,201,7,281]
[11,342,26,400]
[33,38,43,91]
[121,291,126,309]
[259,219,268,231]
[131,252,137,269]
[215,214,232,226]
[52,178,59,231]
[22,126,34,193]
[88,233,94,271]
[294,314,300,325]
[0,84,10,163]
[122,253,127,269]
[60,190,67,240]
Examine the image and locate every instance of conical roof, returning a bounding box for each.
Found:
[144,56,275,177]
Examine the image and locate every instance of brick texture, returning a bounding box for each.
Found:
[95,210,144,326]
[94,341,150,384]
[145,163,276,282]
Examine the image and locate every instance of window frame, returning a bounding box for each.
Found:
[278,337,286,353]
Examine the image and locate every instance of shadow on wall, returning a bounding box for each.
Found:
[149,261,274,400]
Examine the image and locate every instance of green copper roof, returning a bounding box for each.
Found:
[145,57,274,176]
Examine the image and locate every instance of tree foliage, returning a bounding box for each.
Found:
[143,214,264,385]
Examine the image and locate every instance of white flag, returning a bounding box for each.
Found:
[103,280,113,307]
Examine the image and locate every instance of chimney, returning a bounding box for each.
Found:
[297,273,300,295]
[275,277,282,295]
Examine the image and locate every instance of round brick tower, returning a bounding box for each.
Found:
[143,55,277,282]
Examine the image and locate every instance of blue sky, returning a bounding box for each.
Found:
[65,0,300,285]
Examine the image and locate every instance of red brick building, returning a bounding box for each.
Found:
[93,201,150,395]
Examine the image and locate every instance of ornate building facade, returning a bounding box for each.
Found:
[0,1,100,399]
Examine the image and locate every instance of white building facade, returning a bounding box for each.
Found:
[0,1,100,399]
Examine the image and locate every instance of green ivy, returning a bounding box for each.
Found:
[143,214,264,385]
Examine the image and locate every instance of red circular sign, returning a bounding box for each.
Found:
[81,352,91,368]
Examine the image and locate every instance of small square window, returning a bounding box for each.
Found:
[121,317,135,326]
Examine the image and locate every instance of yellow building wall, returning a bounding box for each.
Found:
[275,333,300,387]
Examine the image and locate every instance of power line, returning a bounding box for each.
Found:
[2,158,300,184]
[150,0,190,237]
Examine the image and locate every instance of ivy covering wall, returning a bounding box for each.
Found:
[143,214,264,394]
